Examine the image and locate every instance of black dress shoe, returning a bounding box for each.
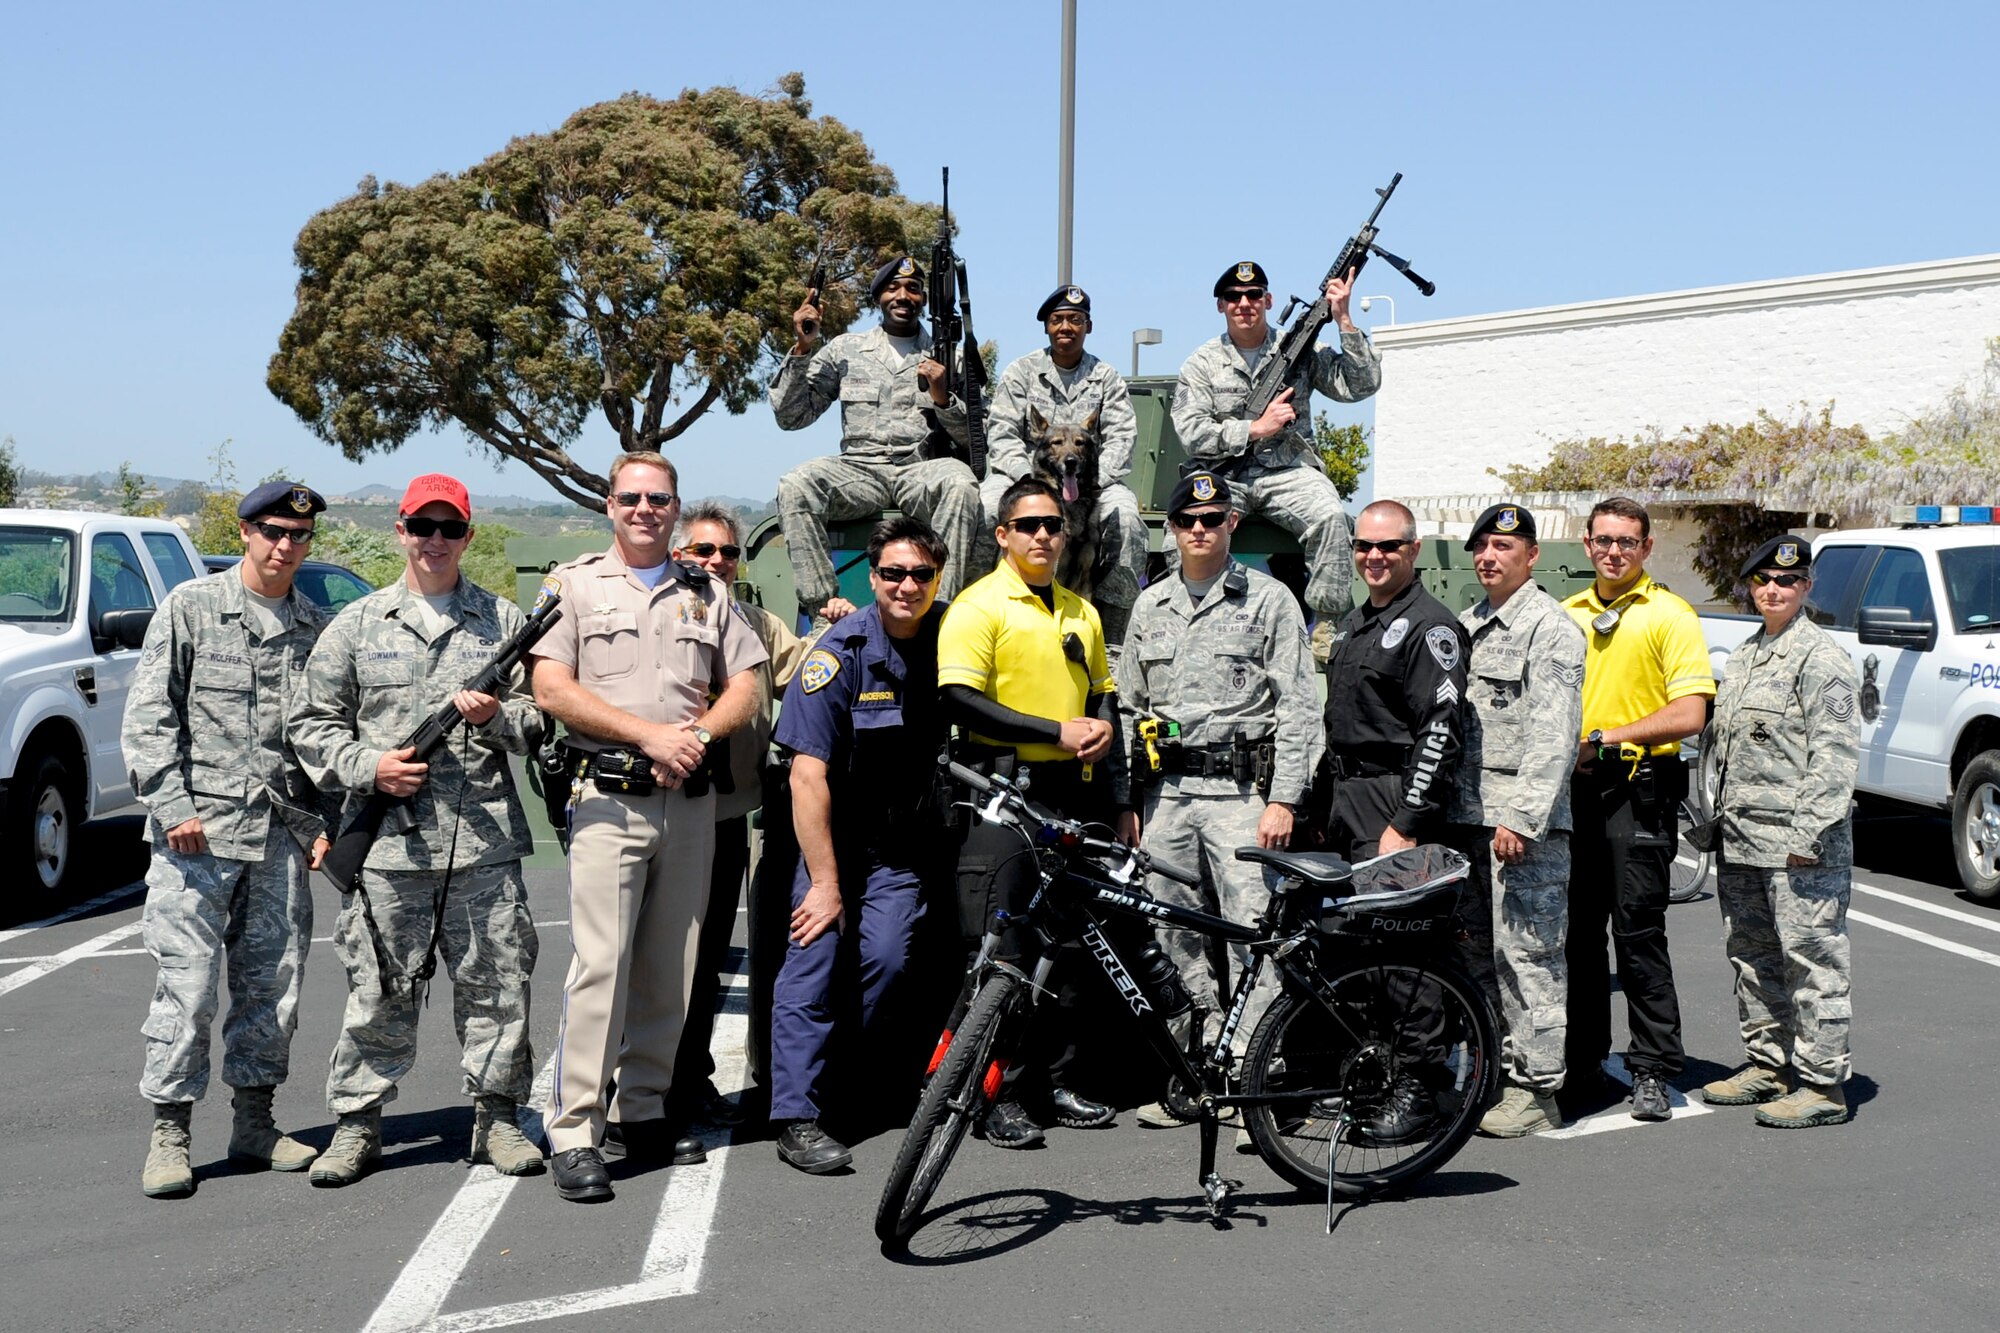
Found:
[551,1147,614,1202]
[977,1099,1045,1149]
[1048,1087,1114,1129]
[1359,1075,1438,1147]
[604,1118,708,1166]
[774,1120,853,1174]
[694,1082,748,1128]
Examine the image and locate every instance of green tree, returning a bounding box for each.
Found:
[0,436,18,508]
[311,520,405,588]
[116,461,164,517]
[462,520,522,598]
[191,440,245,556]
[268,75,936,512]
[1313,415,1372,501]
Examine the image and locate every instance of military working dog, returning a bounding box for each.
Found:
[1027,406,1103,599]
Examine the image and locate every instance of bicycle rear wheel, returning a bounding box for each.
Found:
[1670,798,1710,903]
[1241,956,1496,1199]
[874,970,1022,1244]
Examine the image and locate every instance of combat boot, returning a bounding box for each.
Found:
[471,1095,546,1176]
[1478,1085,1564,1138]
[141,1101,195,1199]
[1701,1063,1790,1106]
[310,1107,381,1187]
[228,1085,317,1172]
[1754,1083,1850,1128]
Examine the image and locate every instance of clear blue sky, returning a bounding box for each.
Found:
[3,0,1996,506]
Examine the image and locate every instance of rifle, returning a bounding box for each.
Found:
[319,584,565,892]
[920,167,989,479]
[1212,172,1434,476]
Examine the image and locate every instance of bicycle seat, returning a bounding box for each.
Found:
[1234,847,1353,887]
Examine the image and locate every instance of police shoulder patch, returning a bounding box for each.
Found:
[1424,624,1462,673]
[800,649,842,694]
[532,572,562,615]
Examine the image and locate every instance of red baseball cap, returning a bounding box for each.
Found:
[400,474,471,520]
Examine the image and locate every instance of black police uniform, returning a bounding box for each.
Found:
[1319,578,1470,857]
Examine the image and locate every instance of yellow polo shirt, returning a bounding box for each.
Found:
[938,559,1113,763]
[1563,573,1714,756]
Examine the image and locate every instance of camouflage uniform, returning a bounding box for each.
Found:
[1169,328,1380,617]
[1120,561,1322,1051]
[1712,613,1860,1088]
[1450,585,1587,1094]
[124,570,332,1103]
[978,348,1147,620]
[292,576,543,1113]
[771,325,980,606]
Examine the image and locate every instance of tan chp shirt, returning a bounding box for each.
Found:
[534,548,769,750]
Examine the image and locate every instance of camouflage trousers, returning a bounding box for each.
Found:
[1453,826,1570,1093]
[1162,461,1354,618]
[326,861,538,1114]
[975,474,1146,613]
[776,454,980,610]
[1140,786,1282,1055]
[1716,848,1852,1088]
[138,827,311,1104]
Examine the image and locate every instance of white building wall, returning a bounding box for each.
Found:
[1372,254,2000,501]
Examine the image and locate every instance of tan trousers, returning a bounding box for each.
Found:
[544,782,716,1152]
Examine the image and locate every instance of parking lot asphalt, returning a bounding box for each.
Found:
[2,805,1995,1333]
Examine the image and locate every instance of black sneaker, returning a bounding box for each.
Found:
[1048,1087,1114,1129]
[550,1147,613,1203]
[1629,1072,1672,1122]
[604,1118,708,1166]
[1359,1075,1438,1147]
[977,1100,1045,1149]
[774,1119,853,1174]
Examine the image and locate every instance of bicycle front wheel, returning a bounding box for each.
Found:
[874,969,1022,1244]
[1242,956,1497,1199]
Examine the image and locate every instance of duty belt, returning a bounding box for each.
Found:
[1325,743,1410,781]
[1158,739,1266,780]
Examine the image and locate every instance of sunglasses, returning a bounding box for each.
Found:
[250,521,314,546]
[1169,509,1230,530]
[874,565,937,586]
[401,516,470,540]
[613,490,678,509]
[1749,572,1809,588]
[1006,514,1066,537]
[1353,538,1414,555]
[684,542,742,560]
[1221,288,1266,304]
[1587,535,1645,553]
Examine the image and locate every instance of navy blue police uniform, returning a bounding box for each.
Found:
[767,602,950,1124]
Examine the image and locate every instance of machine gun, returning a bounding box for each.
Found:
[319,584,565,892]
[919,167,989,479]
[1218,173,1434,474]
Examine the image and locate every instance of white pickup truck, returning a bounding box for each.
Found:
[0,510,204,907]
[1700,508,2000,902]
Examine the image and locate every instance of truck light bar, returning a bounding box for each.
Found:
[1893,505,1995,526]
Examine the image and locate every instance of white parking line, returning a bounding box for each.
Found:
[1853,881,2000,935]
[1851,909,2000,969]
[1540,1054,1712,1140]
[363,976,748,1333]
[0,919,147,998]
[0,882,144,944]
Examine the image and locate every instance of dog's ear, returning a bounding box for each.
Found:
[1080,410,1100,438]
[1028,405,1050,436]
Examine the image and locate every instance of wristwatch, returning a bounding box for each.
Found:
[1586,728,1604,748]
[692,725,713,746]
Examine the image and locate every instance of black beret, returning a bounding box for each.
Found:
[1465,502,1536,549]
[238,480,325,521]
[869,255,926,303]
[1036,285,1091,322]
[1167,470,1233,514]
[1739,534,1813,578]
[1213,260,1269,297]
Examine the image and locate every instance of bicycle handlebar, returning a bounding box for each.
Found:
[948,761,1202,887]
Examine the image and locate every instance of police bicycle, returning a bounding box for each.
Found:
[874,763,1499,1244]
